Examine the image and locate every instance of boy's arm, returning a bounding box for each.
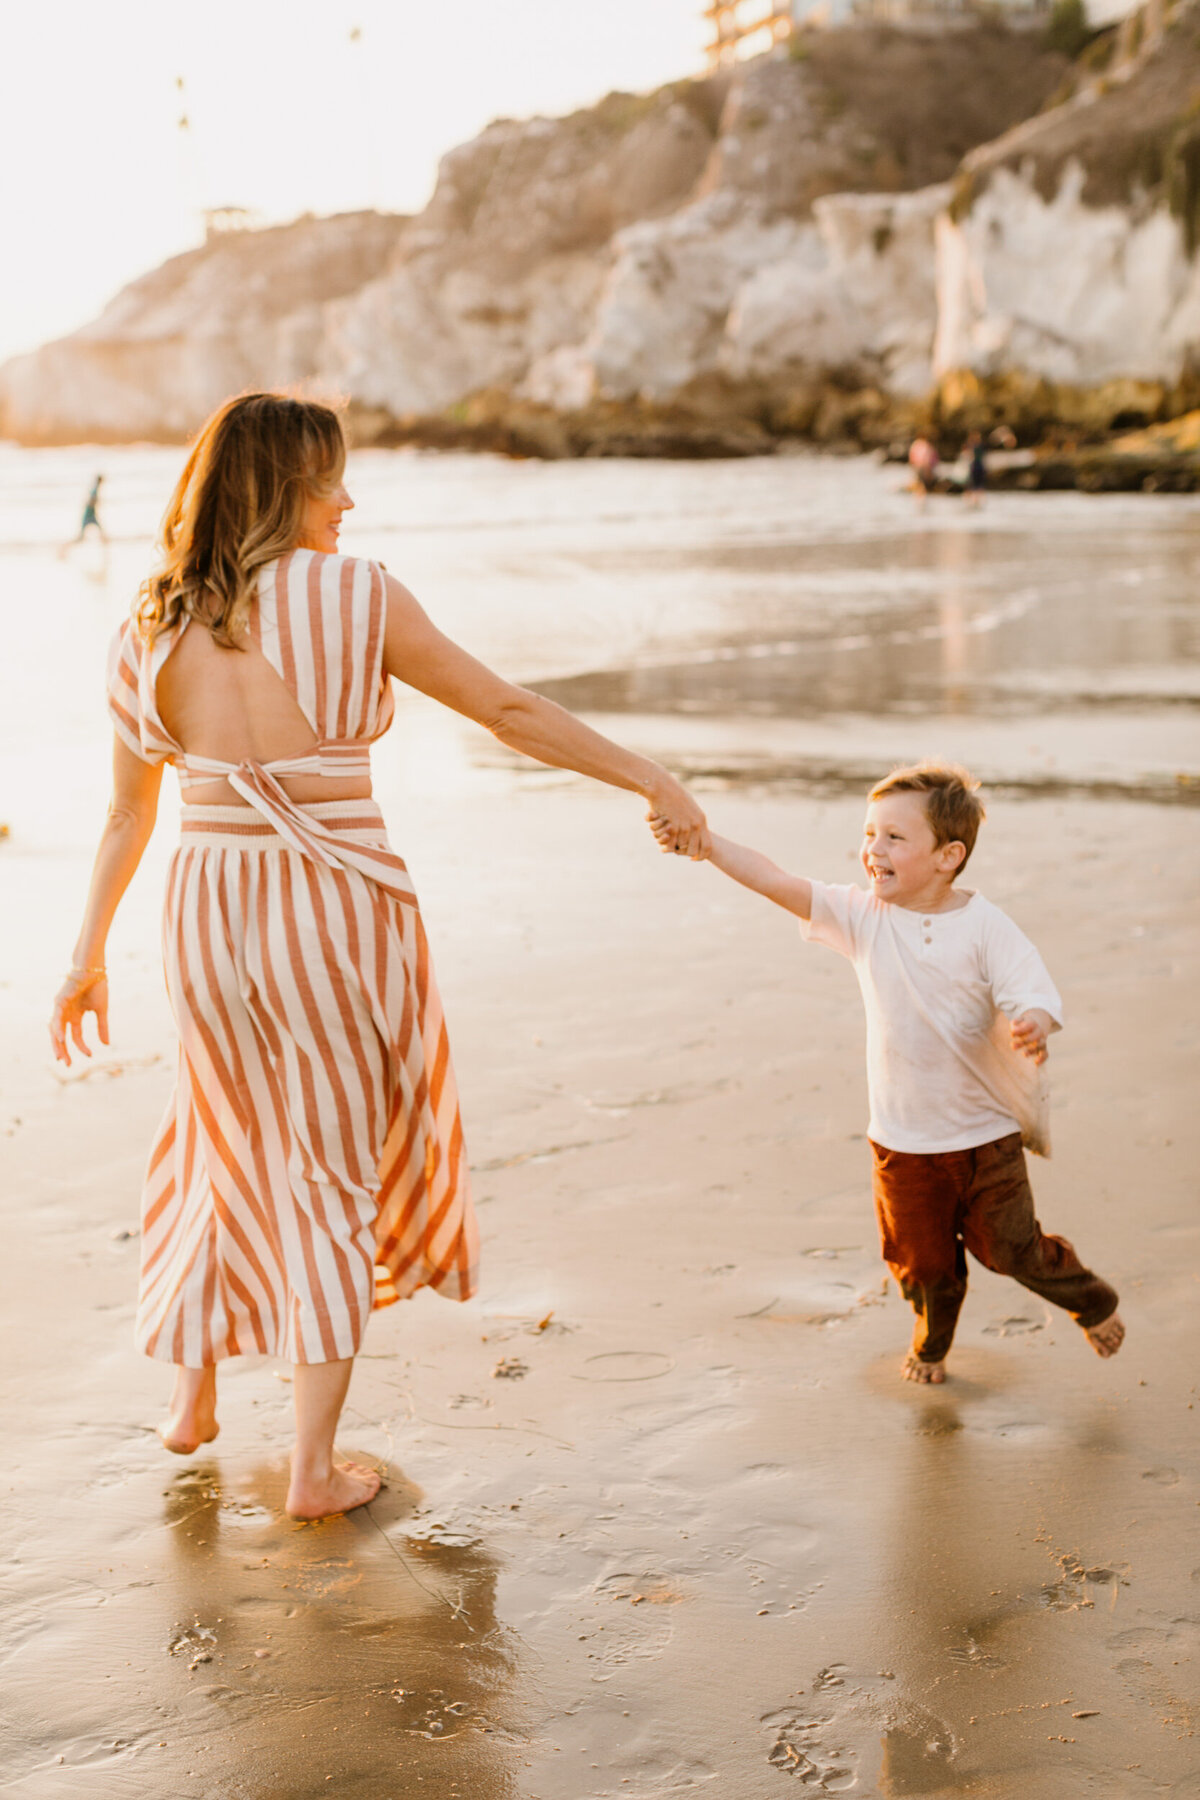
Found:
[706,834,813,921]
[985,909,1064,1065]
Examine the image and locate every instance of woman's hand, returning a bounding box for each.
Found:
[52,738,160,1069]
[49,972,109,1067]
[645,776,710,860]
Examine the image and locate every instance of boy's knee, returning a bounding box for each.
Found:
[972,1237,1023,1278]
[886,1256,965,1295]
[991,1227,1070,1280]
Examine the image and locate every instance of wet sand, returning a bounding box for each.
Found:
[2,767,1197,1798]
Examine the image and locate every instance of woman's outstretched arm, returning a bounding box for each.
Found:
[382,573,709,856]
[49,738,163,1065]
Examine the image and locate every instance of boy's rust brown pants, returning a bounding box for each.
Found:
[869,1132,1119,1365]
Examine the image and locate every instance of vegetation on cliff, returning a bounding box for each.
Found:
[956,0,1200,238]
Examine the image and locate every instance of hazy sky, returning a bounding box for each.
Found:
[0,0,709,365]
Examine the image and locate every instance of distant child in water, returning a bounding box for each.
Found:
[656,763,1123,1383]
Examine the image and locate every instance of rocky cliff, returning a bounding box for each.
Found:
[931,0,1200,436]
[0,211,411,445]
[1,10,1194,454]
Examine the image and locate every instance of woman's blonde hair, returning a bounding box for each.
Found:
[137,392,346,646]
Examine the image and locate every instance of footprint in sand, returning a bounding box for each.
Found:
[596,1571,685,1606]
[587,1614,675,1682]
[764,1681,958,1793]
[1041,1553,1128,1610]
[946,1640,1006,1670]
[166,1620,218,1672]
[764,1709,857,1790]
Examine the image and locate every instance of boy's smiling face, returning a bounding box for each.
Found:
[860,791,966,911]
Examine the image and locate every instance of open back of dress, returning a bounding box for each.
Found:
[156,621,326,786]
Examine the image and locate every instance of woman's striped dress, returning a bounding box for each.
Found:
[107,550,478,1366]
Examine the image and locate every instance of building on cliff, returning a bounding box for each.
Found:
[705,0,808,66]
[703,0,1136,65]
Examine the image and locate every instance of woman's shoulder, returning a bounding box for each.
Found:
[260,551,388,630]
[259,552,390,693]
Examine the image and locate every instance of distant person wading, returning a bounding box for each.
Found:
[907,437,939,511]
[63,472,107,550]
[49,393,710,1521]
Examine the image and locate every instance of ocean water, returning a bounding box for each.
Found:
[1,442,1198,852]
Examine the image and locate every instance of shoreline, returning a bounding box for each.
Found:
[9,368,1200,496]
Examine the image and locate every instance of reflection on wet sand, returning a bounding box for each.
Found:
[155,1459,519,1797]
[872,1380,1132,1799]
[0,1431,519,1799]
[531,523,1200,727]
[753,1352,1164,1800]
[876,1393,992,1798]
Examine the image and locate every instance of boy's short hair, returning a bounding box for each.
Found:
[869,762,986,871]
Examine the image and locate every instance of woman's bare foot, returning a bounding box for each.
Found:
[285,1459,381,1521]
[902,1351,946,1384]
[1084,1313,1125,1358]
[159,1365,220,1455]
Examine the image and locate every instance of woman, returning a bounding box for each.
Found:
[49,393,707,1521]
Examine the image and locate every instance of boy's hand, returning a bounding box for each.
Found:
[648,811,711,860]
[1010,1009,1053,1065]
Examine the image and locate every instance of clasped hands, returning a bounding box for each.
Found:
[645,779,710,861]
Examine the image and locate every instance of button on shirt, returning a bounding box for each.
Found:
[800,884,1063,1156]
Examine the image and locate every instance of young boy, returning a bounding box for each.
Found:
[664,763,1123,1383]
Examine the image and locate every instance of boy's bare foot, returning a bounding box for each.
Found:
[1084,1313,1125,1358]
[159,1367,219,1455]
[902,1352,946,1385]
[285,1460,381,1521]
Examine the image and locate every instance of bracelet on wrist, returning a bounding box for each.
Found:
[67,964,107,984]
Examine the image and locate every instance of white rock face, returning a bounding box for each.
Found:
[319,251,607,417]
[559,195,805,403]
[933,162,1200,385]
[524,182,947,408]
[727,185,950,396]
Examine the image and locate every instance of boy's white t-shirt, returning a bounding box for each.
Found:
[800,883,1063,1157]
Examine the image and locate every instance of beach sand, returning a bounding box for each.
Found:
[2,765,1196,1799]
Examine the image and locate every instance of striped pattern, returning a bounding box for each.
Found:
[107,552,478,1366]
